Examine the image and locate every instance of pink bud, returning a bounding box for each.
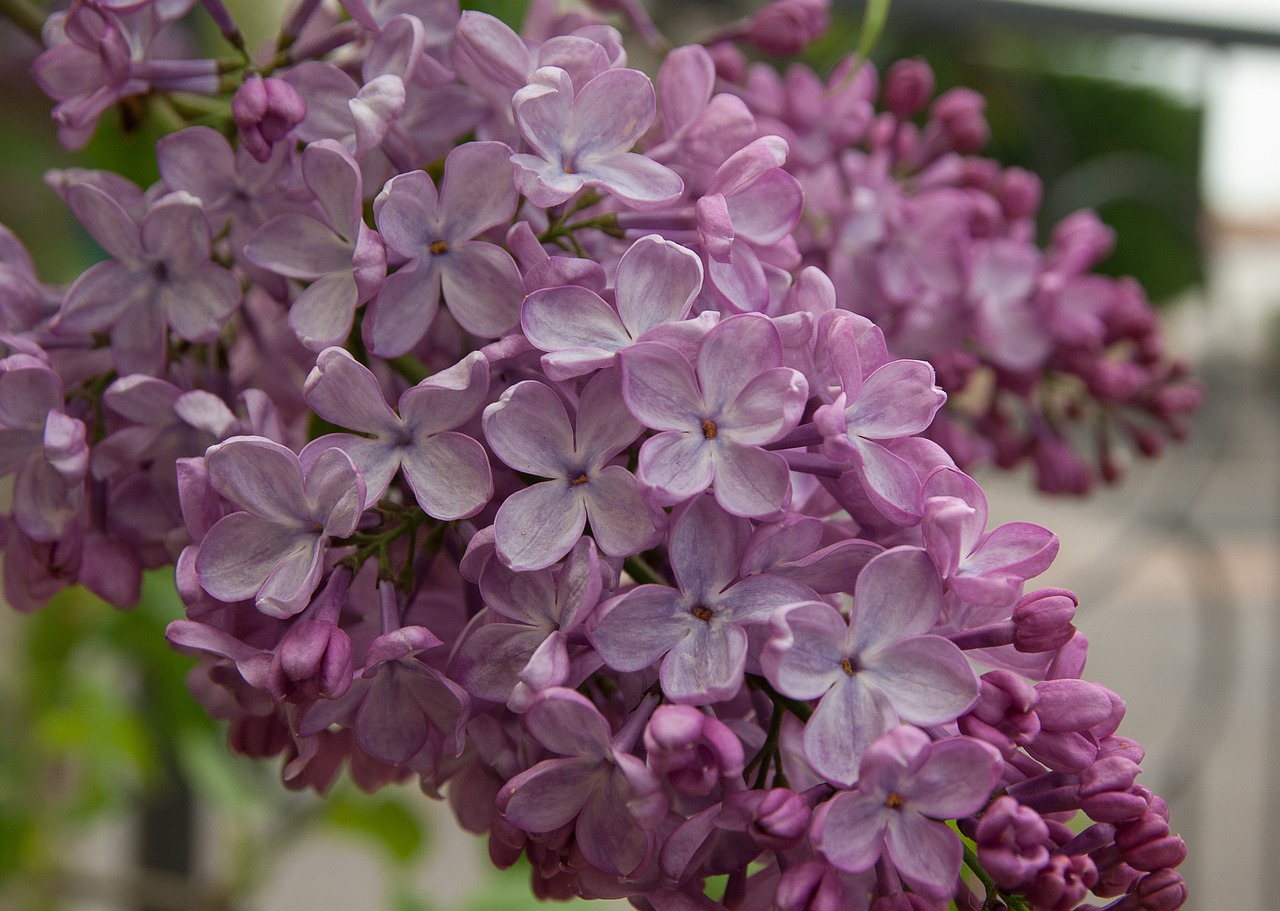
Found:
[1013,588,1077,653]
[233,74,307,162]
[931,87,989,152]
[884,58,934,119]
[743,0,831,56]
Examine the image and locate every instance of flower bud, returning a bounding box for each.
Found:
[996,166,1042,221]
[1135,868,1188,910]
[774,860,847,911]
[1024,854,1097,911]
[269,619,353,702]
[643,704,744,798]
[233,74,307,162]
[975,795,1051,890]
[743,0,831,56]
[931,87,989,152]
[884,58,934,118]
[721,787,810,849]
[1079,755,1149,823]
[1012,588,1077,653]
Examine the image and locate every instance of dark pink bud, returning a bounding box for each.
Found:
[996,166,1042,220]
[643,704,744,798]
[707,41,746,82]
[1033,435,1093,495]
[883,57,934,118]
[233,74,307,162]
[975,795,1051,890]
[1013,588,1077,653]
[774,860,848,911]
[1035,679,1115,732]
[268,619,354,702]
[1135,868,1188,910]
[722,787,810,849]
[961,670,1040,755]
[743,0,831,56]
[1093,860,1143,898]
[1024,854,1097,911]
[1079,756,1149,823]
[931,87,989,152]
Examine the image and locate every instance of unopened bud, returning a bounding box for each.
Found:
[884,58,934,118]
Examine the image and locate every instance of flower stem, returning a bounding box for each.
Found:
[623,555,666,587]
[0,0,45,44]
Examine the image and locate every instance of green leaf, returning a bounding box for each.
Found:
[324,792,429,865]
[855,0,892,62]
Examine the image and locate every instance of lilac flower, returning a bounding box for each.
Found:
[52,183,241,376]
[497,688,666,876]
[521,233,704,380]
[921,467,1058,608]
[762,547,978,786]
[193,436,365,618]
[245,140,386,350]
[365,141,522,353]
[511,66,683,209]
[482,369,657,570]
[296,623,469,766]
[620,313,808,518]
[282,62,406,159]
[0,354,87,541]
[453,539,603,708]
[813,725,1001,899]
[589,494,815,704]
[302,346,492,519]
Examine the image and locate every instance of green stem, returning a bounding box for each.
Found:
[386,354,430,385]
[622,555,666,587]
[746,673,813,722]
[0,0,45,44]
[961,844,1031,911]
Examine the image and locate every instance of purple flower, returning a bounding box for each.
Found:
[232,74,307,163]
[366,141,522,353]
[762,547,979,786]
[511,66,683,209]
[282,62,406,159]
[521,233,704,381]
[52,183,241,376]
[589,494,815,704]
[482,369,658,570]
[497,688,666,876]
[193,436,365,618]
[245,139,386,351]
[302,346,492,519]
[0,354,87,541]
[620,312,808,518]
[813,725,1001,898]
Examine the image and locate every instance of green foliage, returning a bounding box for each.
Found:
[324,791,431,865]
[461,0,527,29]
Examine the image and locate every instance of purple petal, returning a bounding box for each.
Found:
[805,677,897,787]
[848,360,946,440]
[303,139,364,241]
[817,792,888,873]
[288,270,359,351]
[580,153,683,210]
[501,757,598,831]
[455,622,546,702]
[851,439,925,525]
[851,548,943,651]
[904,737,1000,818]
[401,431,492,520]
[64,182,143,264]
[304,347,402,437]
[669,492,748,599]
[206,436,307,523]
[619,341,702,431]
[350,75,405,158]
[482,380,574,477]
[577,762,653,875]
[160,264,240,342]
[661,621,748,705]
[245,214,351,279]
[763,601,847,701]
[363,260,442,357]
[722,367,807,445]
[573,68,655,157]
[525,688,612,758]
[884,812,963,900]
[513,67,574,163]
[864,636,978,724]
[637,431,713,505]
[574,368,641,463]
[698,314,782,415]
[493,480,585,571]
[711,441,791,519]
[195,513,308,602]
[257,535,325,617]
[439,240,523,337]
[55,260,148,335]
[614,235,703,335]
[141,192,211,272]
[522,285,631,354]
[590,586,687,672]
[580,465,657,558]
[374,169,441,255]
[398,352,490,436]
[438,140,518,240]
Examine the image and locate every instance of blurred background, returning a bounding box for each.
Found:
[0,0,1277,909]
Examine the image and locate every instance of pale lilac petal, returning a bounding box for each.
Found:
[726,169,804,246]
[661,622,747,704]
[573,68,655,157]
[922,468,988,541]
[852,438,925,524]
[156,126,235,209]
[619,342,701,431]
[513,67,574,163]
[590,586,687,672]
[763,601,847,701]
[708,136,789,197]
[257,535,324,617]
[160,265,240,341]
[363,260,442,357]
[349,75,405,158]
[439,240,523,337]
[668,493,747,599]
[374,170,441,255]
[501,757,597,831]
[864,636,978,724]
[522,285,632,354]
[574,368,642,464]
[304,347,402,437]
[398,352,490,436]
[301,140,361,241]
[818,792,888,873]
[438,140,518,240]
[580,465,656,557]
[711,441,790,518]
[614,235,703,335]
[401,431,492,520]
[355,669,431,762]
[301,434,397,507]
[904,738,1000,818]
[698,314,781,414]
[483,380,574,477]
[56,259,148,334]
[511,154,584,207]
[707,242,768,311]
[455,622,548,702]
[722,367,807,445]
[848,360,946,440]
[141,193,210,272]
[196,513,307,602]
[966,523,1059,578]
[577,765,651,875]
[12,456,80,541]
[658,45,714,135]
[111,298,168,376]
[718,573,814,623]
[852,548,943,651]
[581,153,683,210]
[493,481,586,571]
[884,812,962,900]
[480,560,557,624]
[289,270,359,350]
[64,182,143,264]
[206,437,307,523]
[697,193,734,261]
[525,688,612,758]
[245,214,351,279]
[637,431,713,504]
[304,447,365,537]
[805,678,897,787]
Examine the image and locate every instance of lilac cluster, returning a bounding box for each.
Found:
[2,0,1189,907]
